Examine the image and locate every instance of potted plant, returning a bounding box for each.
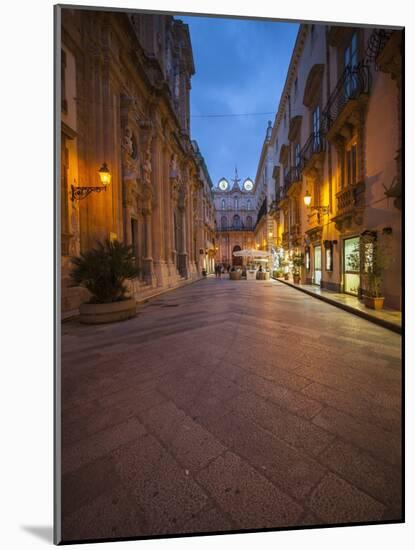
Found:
[281,258,290,280]
[229,266,241,280]
[292,252,304,284]
[70,239,139,324]
[360,235,393,310]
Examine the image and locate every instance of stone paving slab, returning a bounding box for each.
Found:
[307,472,386,524]
[60,277,402,541]
[195,451,303,529]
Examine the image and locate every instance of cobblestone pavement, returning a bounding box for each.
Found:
[60,277,402,542]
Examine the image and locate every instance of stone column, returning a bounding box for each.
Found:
[142,207,155,285]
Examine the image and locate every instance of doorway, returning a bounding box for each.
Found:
[314,245,322,285]
[232,245,242,266]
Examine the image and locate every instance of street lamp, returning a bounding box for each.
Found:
[71,162,111,201]
[303,189,329,214]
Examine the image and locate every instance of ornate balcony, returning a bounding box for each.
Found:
[305,210,323,244]
[322,62,371,142]
[282,231,289,249]
[283,166,302,195]
[300,131,326,177]
[331,181,365,232]
[290,223,302,247]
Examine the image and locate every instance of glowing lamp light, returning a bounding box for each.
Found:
[268,231,273,238]
[303,191,312,207]
[98,162,112,186]
[71,161,111,201]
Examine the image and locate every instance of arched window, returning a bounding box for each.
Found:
[233,214,241,229]
[246,216,253,229]
[247,199,251,210]
[221,216,228,230]
[221,198,226,210]
[234,196,239,209]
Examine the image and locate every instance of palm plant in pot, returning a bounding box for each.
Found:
[70,239,139,324]
[292,252,304,284]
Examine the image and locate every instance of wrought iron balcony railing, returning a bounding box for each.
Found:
[283,166,302,192]
[300,131,326,167]
[365,29,394,68]
[322,62,371,133]
[217,226,253,232]
[335,181,365,216]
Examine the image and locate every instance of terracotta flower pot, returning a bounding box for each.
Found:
[229,271,242,280]
[293,274,301,284]
[364,296,385,310]
[79,298,137,324]
[283,273,289,280]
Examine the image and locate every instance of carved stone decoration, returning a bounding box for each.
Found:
[125,180,139,209]
[142,146,152,186]
[69,205,80,256]
[121,126,140,180]
[169,153,178,179]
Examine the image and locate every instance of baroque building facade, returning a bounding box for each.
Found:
[257,24,402,309]
[60,8,214,317]
[213,169,257,265]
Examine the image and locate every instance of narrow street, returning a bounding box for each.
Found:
[61,278,402,541]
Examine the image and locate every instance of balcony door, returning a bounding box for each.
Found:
[312,106,320,151]
[344,32,358,97]
[314,245,322,286]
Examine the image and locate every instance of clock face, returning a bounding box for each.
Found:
[218,178,228,191]
[243,178,254,191]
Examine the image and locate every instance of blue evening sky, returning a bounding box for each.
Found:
[181,15,299,187]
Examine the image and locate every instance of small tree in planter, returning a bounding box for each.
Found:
[360,235,393,310]
[347,234,393,310]
[281,258,290,280]
[292,252,304,284]
[70,239,139,323]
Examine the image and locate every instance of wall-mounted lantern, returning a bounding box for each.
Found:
[71,163,111,201]
[303,189,329,214]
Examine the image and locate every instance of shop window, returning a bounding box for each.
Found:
[324,241,333,271]
[343,236,360,295]
[305,248,311,270]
